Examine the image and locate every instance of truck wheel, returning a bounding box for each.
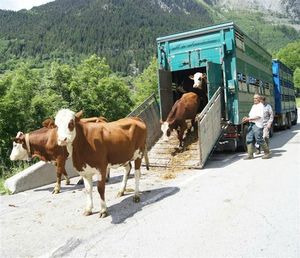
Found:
[291,110,298,125]
[287,113,291,129]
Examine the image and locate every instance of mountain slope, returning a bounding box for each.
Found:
[0,0,213,74]
[205,0,300,26]
[0,0,299,74]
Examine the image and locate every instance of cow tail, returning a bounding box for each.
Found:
[144,143,150,170]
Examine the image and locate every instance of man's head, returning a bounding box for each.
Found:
[253,94,261,104]
[260,96,266,104]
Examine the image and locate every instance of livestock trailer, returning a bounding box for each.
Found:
[272,59,298,128]
[157,21,275,165]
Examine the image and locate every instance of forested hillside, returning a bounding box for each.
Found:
[1,0,299,75]
[0,0,213,74]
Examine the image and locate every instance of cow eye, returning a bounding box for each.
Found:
[68,119,75,131]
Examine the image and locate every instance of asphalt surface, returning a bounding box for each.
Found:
[1,122,299,258]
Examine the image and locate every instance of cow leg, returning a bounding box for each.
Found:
[178,124,187,149]
[133,159,141,203]
[82,175,94,216]
[63,174,70,185]
[117,163,131,197]
[61,167,70,185]
[52,172,62,194]
[106,167,110,182]
[53,159,66,194]
[97,166,108,218]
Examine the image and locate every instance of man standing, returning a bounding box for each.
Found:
[242,94,271,159]
[261,96,274,147]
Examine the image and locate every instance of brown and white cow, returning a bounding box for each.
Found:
[10,124,70,194]
[189,72,207,93]
[161,92,201,148]
[9,116,108,194]
[54,109,149,218]
[161,72,208,148]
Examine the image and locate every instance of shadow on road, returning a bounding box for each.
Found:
[33,173,134,194]
[271,122,299,149]
[107,186,180,224]
[205,122,299,169]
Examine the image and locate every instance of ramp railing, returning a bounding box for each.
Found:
[197,87,222,168]
[127,93,161,149]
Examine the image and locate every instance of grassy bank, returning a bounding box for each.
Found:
[0,161,31,195]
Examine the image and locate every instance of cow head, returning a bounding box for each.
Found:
[189,72,207,90]
[10,132,29,161]
[160,121,171,141]
[55,109,82,146]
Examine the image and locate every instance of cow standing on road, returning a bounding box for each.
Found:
[54,109,149,218]
[9,117,108,194]
[10,122,70,194]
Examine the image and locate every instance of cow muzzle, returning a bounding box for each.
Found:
[57,138,68,146]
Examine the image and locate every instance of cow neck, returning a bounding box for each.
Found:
[25,133,32,160]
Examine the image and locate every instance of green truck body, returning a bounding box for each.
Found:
[157,21,275,151]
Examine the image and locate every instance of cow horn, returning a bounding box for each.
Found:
[75,110,83,118]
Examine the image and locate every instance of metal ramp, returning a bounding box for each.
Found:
[147,128,200,169]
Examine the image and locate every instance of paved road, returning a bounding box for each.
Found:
[1,122,299,258]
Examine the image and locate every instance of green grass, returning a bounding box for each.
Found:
[0,161,32,195]
[296,97,300,108]
[0,178,11,195]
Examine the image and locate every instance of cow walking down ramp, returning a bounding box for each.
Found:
[148,88,222,169]
[55,109,149,218]
[161,92,201,148]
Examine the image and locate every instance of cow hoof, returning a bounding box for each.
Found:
[99,211,108,218]
[133,195,140,203]
[83,210,93,216]
[117,191,124,198]
[65,179,70,185]
[77,178,84,185]
[52,188,60,194]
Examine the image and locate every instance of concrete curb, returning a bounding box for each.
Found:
[4,159,79,194]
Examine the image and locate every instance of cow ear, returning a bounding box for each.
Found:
[14,132,25,143]
[202,73,207,79]
[189,75,194,80]
[42,118,56,128]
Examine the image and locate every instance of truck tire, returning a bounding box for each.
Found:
[287,113,292,129]
[291,110,298,125]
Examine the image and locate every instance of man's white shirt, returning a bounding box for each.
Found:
[249,102,264,128]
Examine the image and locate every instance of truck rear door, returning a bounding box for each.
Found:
[207,61,223,99]
[197,62,223,168]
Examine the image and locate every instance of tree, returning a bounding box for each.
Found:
[133,56,158,107]
[276,41,300,72]
[294,68,300,96]
[69,55,133,120]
